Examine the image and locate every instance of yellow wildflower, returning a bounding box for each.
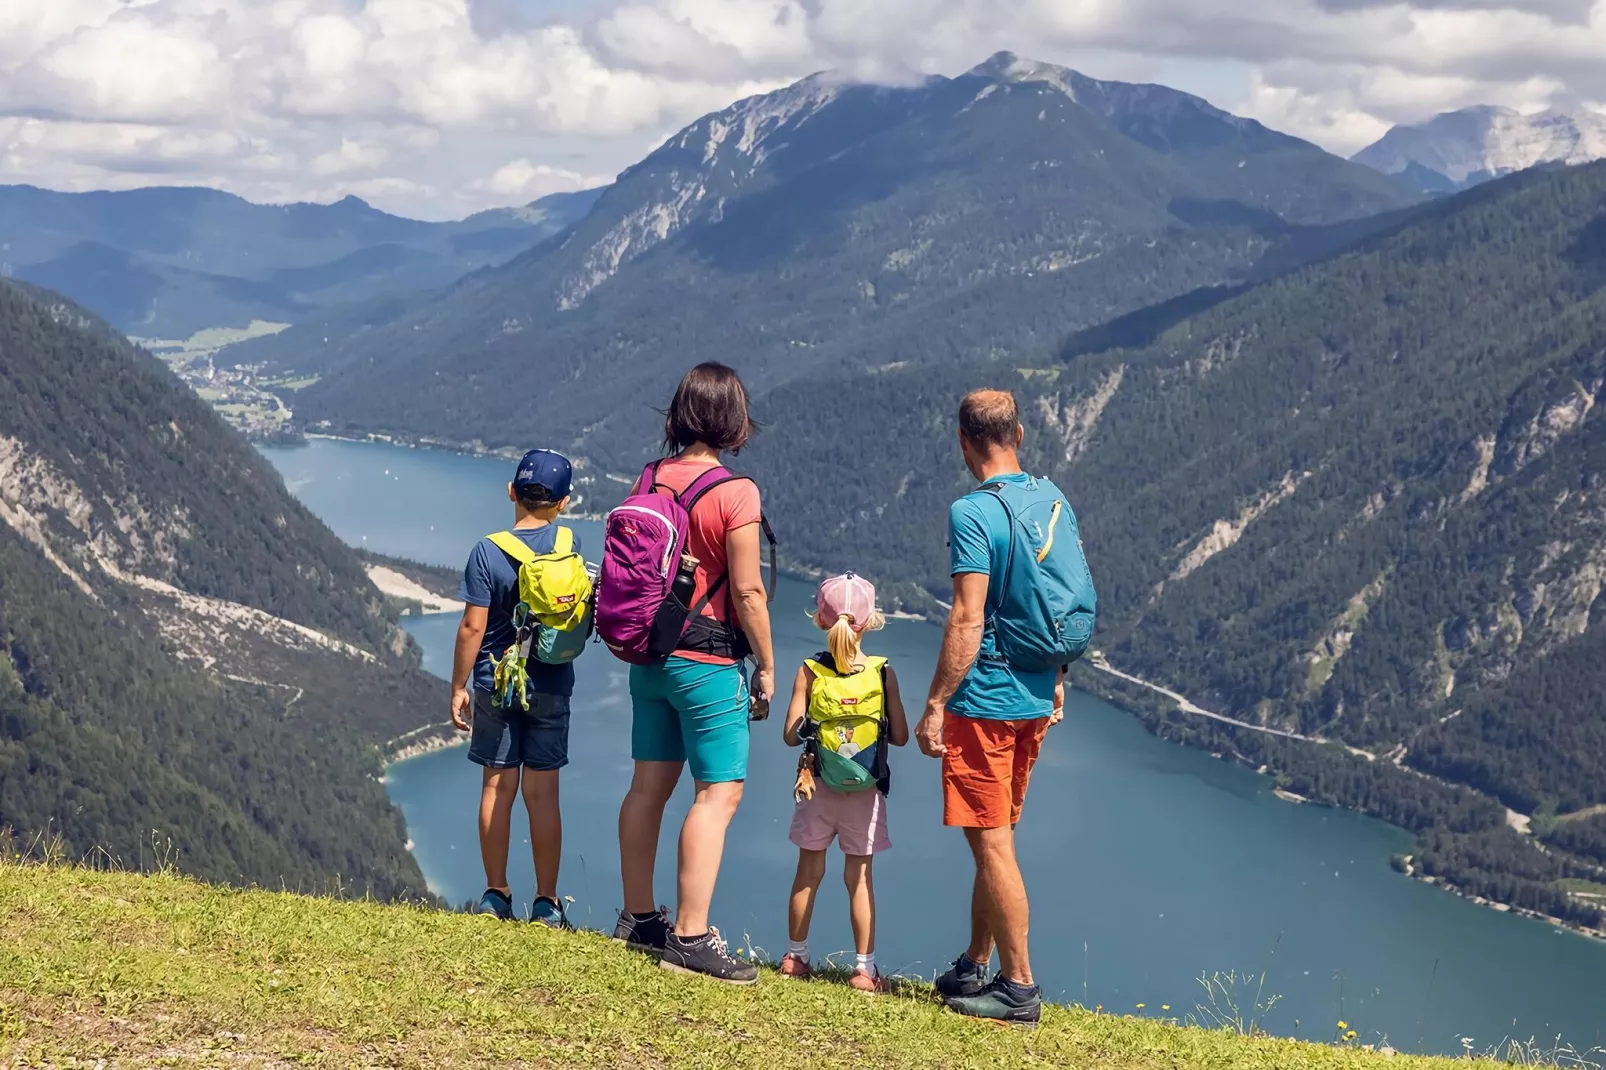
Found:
[1337,1021,1348,1030]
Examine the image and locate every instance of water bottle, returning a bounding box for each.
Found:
[671,553,698,610]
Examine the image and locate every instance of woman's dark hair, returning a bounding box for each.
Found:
[663,362,758,454]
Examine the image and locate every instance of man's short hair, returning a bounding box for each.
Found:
[959,390,1021,450]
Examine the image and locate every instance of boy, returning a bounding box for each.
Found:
[450,448,579,926]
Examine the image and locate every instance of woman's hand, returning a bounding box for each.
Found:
[749,665,775,721]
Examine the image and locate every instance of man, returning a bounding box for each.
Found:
[450,448,579,927]
[918,390,1069,1025]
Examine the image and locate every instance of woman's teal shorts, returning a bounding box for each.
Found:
[629,656,750,783]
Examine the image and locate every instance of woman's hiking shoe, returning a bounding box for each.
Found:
[778,953,812,980]
[477,888,515,921]
[660,929,759,985]
[933,954,988,999]
[944,975,1042,1026]
[849,967,890,995]
[530,896,569,930]
[612,908,671,955]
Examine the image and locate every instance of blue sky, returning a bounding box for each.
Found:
[0,1,1599,219]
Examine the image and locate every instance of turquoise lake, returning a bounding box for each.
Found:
[264,437,1606,1056]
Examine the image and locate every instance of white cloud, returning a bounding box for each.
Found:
[481,158,606,200]
[0,0,1602,216]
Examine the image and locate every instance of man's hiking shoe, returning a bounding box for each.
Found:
[850,967,890,995]
[530,896,569,929]
[779,953,812,980]
[612,908,670,955]
[934,954,988,999]
[945,975,1042,1026]
[477,888,515,921]
[660,929,759,985]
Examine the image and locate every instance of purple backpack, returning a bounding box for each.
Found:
[595,461,775,665]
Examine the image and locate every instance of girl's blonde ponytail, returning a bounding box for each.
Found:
[826,613,862,674]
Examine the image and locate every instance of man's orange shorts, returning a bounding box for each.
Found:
[942,712,1050,829]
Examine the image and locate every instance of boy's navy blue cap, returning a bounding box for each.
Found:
[513,449,572,501]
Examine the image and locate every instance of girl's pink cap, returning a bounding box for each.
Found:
[817,572,877,631]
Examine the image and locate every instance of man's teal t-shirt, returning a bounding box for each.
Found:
[947,472,1058,721]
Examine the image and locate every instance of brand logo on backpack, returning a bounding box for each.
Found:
[840,696,859,705]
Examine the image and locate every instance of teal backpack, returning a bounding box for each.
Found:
[976,476,1097,673]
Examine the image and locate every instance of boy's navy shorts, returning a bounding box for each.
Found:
[468,689,571,771]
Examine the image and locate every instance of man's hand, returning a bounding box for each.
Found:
[749,665,775,721]
[916,702,948,758]
[1049,678,1066,727]
[451,687,473,732]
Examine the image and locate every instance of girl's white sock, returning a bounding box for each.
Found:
[788,940,809,962]
[855,951,876,973]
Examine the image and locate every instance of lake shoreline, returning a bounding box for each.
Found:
[1082,655,1606,943]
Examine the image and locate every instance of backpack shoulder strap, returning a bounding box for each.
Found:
[678,466,739,511]
[487,531,537,565]
[553,526,574,556]
[803,649,841,674]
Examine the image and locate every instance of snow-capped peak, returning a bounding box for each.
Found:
[968,51,1078,99]
[1354,106,1606,190]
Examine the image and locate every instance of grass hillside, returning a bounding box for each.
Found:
[0,861,1532,1069]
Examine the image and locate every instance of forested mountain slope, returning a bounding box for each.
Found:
[0,280,441,898]
[252,52,1416,455]
[0,186,601,337]
[731,163,1606,926]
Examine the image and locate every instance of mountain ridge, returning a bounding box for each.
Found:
[0,184,604,337]
[247,52,1417,463]
[1353,105,1606,192]
[0,278,442,897]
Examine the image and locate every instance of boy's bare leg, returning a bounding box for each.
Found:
[521,769,561,900]
[478,766,521,893]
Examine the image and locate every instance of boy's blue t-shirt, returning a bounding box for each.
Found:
[459,524,578,699]
[947,472,1057,721]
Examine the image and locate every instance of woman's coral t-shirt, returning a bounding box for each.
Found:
[634,458,762,666]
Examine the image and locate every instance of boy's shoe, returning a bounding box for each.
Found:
[659,928,759,985]
[477,888,515,921]
[849,967,890,995]
[530,896,569,930]
[779,953,812,980]
[945,975,1042,1026]
[612,907,671,955]
[934,953,988,999]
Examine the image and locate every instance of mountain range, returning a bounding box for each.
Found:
[239,51,1418,455]
[0,185,602,338]
[0,278,443,896]
[1354,106,1606,193]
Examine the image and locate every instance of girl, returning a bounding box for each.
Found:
[780,572,908,993]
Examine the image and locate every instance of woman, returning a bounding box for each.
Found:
[612,362,775,984]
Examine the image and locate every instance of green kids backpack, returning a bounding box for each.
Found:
[486,528,594,710]
[802,654,891,795]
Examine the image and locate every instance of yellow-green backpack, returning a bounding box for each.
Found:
[486,528,594,710]
[803,654,890,794]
